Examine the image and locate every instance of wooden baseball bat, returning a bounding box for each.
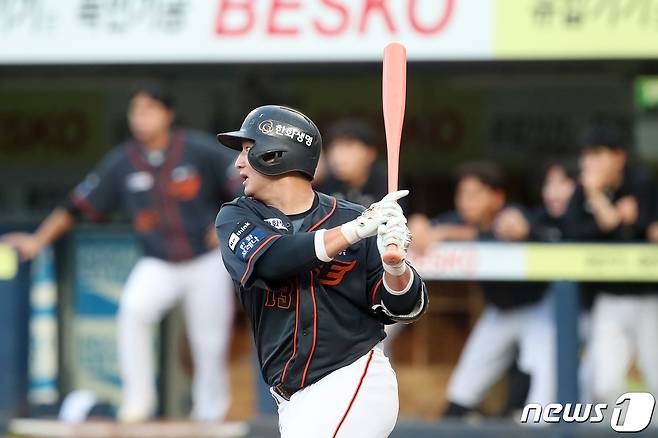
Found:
[382,42,406,266]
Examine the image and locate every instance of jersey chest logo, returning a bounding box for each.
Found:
[264,217,289,231]
[314,259,357,286]
[126,171,154,192]
[168,166,201,200]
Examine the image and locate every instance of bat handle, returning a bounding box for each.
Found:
[383,243,403,266]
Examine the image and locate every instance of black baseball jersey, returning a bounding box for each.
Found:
[318,162,388,208]
[317,161,409,211]
[68,129,236,262]
[216,192,426,391]
[563,166,656,296]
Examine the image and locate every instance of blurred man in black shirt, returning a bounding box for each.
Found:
[317,119,388,208]
[564,121,658,406]
[410,162,555,418]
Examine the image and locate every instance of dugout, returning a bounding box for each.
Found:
[2,0,658,428]
[1,60,656,420]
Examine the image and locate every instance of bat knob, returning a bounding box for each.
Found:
[383,244,403,266]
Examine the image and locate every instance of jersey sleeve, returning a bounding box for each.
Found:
[215,204,284,288]
[67,149,122,221]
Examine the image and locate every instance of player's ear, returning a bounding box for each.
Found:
[366,146,378,164]
[167,109,177,126]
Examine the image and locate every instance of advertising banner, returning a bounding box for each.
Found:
[495,0,658,59]
[411,243,658,281]
[0,0,491,63]
[70,230,141,407]
[3,0,658,63]
[0,90,106,165]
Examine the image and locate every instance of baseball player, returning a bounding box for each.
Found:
[2,85,236,423]
[409,162,555,417]
[214,105,427,437]
[564,122,657,407]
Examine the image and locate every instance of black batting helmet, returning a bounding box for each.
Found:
[217,105,322,180]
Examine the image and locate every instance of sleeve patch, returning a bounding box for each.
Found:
[227,220,255,251]
[232,224,268,261]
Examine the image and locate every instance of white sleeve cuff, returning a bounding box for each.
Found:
[314,229,332,262]
[382,266,414,295]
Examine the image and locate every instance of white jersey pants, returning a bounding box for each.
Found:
[271,343,399,438]
[117,250,234,421]
[447,294,556,407]
[588,293,658,405]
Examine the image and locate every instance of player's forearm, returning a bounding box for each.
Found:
[383,268,411,292]
[253,233,318,280]
[35,208,76,247]
[587,191,621,232]
[322,227,351,258]
[253,227,355,281]
[381,267,422,315]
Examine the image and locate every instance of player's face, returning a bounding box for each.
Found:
[327,138,377,186]
[128,92,175,144]
[235,141,270,197]
[579,147,625,189]
[455,176,503,226]
[542,166,576,218]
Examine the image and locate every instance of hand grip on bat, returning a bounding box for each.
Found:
[383,245,404,267]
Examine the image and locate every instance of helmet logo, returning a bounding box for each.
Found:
[258,119,314,147]
[258,120,275,134]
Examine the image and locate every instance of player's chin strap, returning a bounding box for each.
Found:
[371,281,428,324]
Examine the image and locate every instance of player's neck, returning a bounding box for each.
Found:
[264,178,315,215]
[345,170,369,190]
[142,130,171,152]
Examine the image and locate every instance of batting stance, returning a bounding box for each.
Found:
[3,86,236,423]
[215,106,427,437]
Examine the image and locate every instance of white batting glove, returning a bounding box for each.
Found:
[340,190,409,245]
[377,215,412,276]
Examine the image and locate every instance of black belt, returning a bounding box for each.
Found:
[273,383,297,401]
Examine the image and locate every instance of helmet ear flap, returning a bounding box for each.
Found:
[260,150,285,164]
[248,148,287,174]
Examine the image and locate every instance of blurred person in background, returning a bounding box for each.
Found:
[409,162,555,419]
[564,121,657,407]
[2,84,236,423]
[317,119,387,207]
[317,119,406,355]
[528,159,577,242]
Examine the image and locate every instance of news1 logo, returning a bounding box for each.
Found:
[521,392,656,432]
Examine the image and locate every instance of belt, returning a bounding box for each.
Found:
[272,383,297,401]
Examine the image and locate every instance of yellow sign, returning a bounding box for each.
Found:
[527,244,658,281]
[0,244,18,280]
[496,0,658,59]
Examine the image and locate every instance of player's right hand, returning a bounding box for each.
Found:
[1,233,44,261]
[340,190,409,244]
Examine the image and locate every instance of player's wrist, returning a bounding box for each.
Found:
[314,229,333,262]
[382,259,407,276]
[383,266,414,295]
[340,221,361,245]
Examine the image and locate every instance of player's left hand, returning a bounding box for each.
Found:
[340,190,408,244]
[377,215,412,275]
[205,225,220,249]
[493,207,529,241]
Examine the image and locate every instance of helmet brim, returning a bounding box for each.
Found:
[216,130,255,151]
